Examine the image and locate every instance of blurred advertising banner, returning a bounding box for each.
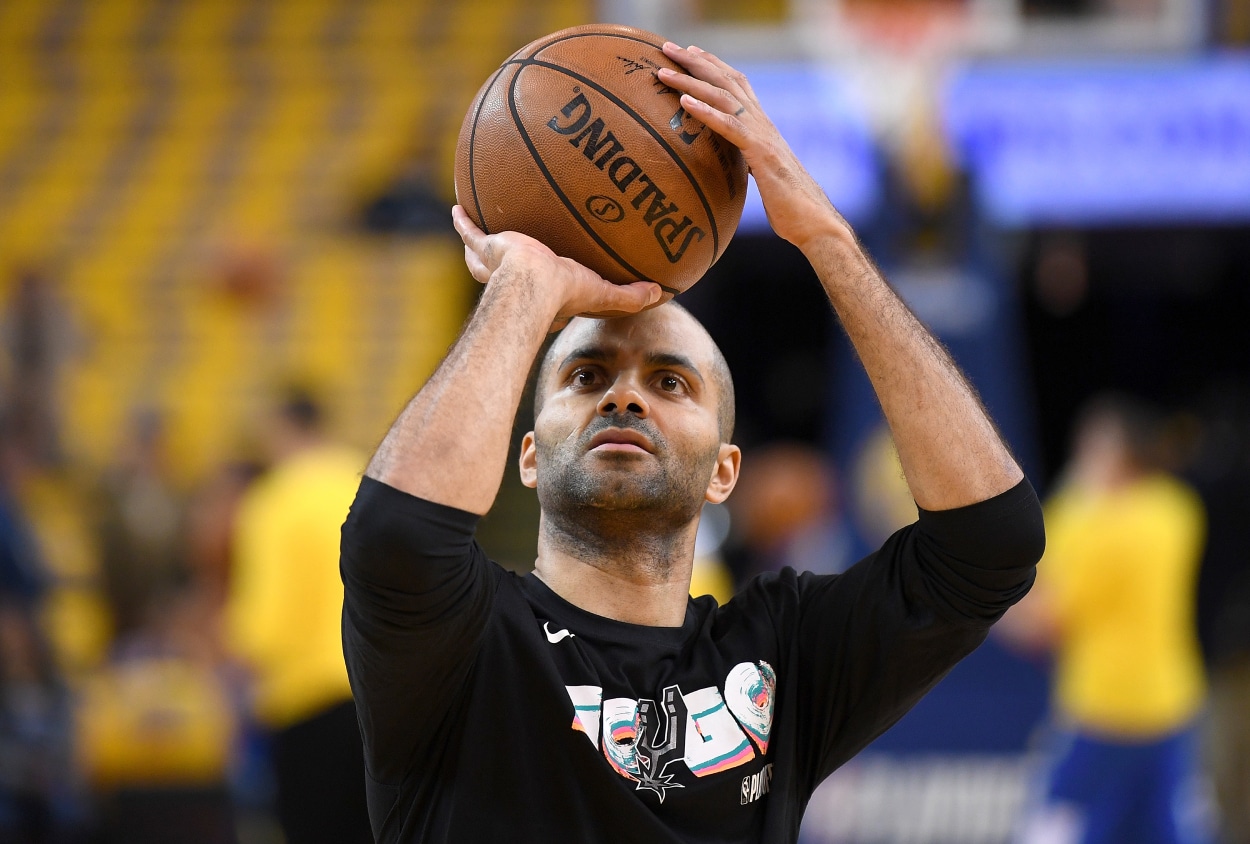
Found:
[734,64,882,230]
[943,55,1250,226]
[802,753,1037,844]
[811,256,1048,843]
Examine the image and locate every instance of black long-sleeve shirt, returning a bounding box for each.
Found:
[340,476,1043,843]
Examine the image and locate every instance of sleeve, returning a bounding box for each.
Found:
[788,477,1044,788]
[339,476,499,787]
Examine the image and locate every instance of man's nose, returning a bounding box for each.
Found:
[597,374,648,418]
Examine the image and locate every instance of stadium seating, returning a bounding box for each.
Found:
[0,0,590,484]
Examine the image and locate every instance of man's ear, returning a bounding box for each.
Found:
[519,431,538,489]
[705,443,741,504]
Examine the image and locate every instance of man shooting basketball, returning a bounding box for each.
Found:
[341,43,1044,842]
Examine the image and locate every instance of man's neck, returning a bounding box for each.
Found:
[532,511,698,627]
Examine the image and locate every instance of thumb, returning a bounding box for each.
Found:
[597,281,664,314]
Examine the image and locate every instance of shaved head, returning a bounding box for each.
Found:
[532,302,736,442]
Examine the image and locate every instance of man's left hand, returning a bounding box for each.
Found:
[658,43,848,254]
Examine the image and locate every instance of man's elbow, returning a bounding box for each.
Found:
[1002,494,1046,574]
[954,479,1047,575]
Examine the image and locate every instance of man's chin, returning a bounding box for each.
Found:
[563,473,668,511]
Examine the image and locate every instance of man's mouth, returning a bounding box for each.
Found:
[587,428,655,454]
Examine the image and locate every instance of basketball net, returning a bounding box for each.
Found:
[837,0,973,56]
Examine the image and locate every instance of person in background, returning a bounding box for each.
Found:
[0,417,78,843]
[224,388,371,844]
[723,441,851,588]
[1002,393,1211,844]
[77,589,237,844]
[0,266,81,469]
[93,411,187,642]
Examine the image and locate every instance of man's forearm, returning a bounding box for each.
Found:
[366,269,561,515]
[804,225,1022,512]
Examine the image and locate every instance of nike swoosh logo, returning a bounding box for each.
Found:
[544,622,575,644]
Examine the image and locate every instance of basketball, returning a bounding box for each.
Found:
[454,24,749,299]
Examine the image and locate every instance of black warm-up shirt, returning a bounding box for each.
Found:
[340,476,1044,843]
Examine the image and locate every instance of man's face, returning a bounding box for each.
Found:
[520,306,737,529]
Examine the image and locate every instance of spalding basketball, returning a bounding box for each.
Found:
[454,24,748,299]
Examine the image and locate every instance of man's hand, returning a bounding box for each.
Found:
[452,206,662,331]
[657,43,848,254]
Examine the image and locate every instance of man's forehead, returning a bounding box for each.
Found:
[550,306,712,365]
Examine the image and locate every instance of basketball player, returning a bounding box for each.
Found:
[1003,396,1210,844]
[340,43,1044,842]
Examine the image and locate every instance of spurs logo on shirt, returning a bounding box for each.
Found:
[566,661,777,802]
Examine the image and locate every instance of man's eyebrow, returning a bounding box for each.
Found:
[557,346,611,371]
[646,351,705,386]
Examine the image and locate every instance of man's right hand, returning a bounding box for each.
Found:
[452,205,662,331]
[366,208,661,512]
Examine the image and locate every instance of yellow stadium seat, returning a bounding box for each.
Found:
[3,0,591,482]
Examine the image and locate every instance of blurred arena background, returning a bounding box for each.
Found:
[0,0,1247,842]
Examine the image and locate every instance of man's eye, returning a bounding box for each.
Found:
[659,375,682,392]
[573,370,597,387]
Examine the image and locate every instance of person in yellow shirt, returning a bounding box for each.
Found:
[1002,394,1210,844]
[225,390,371,844]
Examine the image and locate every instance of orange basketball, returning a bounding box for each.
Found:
[454,24,748,299]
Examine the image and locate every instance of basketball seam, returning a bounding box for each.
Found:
[505,53,723,259]
[468,63,515,235]
[531,30,663,57]
[506,67,680,296]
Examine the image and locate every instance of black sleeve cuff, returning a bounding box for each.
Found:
[916,477,1046,572]
[908,477,1046,623]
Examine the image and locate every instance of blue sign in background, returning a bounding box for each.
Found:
[942,54,1250,225]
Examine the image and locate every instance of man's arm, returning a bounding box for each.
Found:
[802,231,1020,510]
[659,45,1021,511]
[366,213,661,514]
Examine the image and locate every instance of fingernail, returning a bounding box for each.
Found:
[650,286,663,304]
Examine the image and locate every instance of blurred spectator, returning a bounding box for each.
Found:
[92,411,187,641]
[1186,386,1250,844]
[360,159,453,236]
[0,599,79,844]
[1001,394,1211,844]
[0,429,46,608]
[0,408,110,682]
[223,388,370,844]
[0,422,79,842]
[0,266,80,468]
[723,442,852,587]
[185,460,264,614]
[77,591,237,844]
